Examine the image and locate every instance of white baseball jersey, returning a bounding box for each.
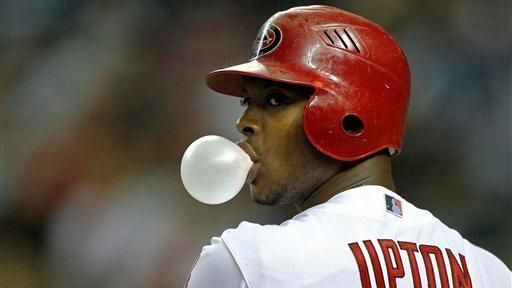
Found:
[186,185,511,287]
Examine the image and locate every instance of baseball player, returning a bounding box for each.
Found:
[185,5,511,288]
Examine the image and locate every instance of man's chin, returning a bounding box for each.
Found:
[250,184,287,206]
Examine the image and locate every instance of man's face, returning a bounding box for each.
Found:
[236,77,341,206]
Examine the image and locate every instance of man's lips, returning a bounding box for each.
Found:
[246,162,261,184]
[237,141,261,184]
[237,141,259,163]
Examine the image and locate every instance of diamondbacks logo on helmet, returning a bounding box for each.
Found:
[249,23,282,60]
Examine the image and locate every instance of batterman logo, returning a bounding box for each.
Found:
[249,23,282,60]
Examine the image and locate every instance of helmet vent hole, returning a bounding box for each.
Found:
[341,114,364,136]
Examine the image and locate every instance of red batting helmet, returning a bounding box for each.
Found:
[206,5,411,161]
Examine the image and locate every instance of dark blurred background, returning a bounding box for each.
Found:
[2,0,510,287]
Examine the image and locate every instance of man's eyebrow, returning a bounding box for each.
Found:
[265,86,286,92]
[242,82,291,95]
[263,80,290,90]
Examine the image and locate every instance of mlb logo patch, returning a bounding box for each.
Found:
[385,194,403,217]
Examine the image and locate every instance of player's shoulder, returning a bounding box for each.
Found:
[220,218,328,287]
[186,237,248,288]
[217,200,365,283]
[469,242,512,286]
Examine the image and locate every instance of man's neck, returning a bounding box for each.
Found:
[296,153,395,212]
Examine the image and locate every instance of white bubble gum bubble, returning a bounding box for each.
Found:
[180,135,253,205]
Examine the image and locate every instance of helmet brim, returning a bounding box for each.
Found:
[205,60,314,97]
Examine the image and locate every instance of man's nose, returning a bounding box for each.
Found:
[236,108,261,137]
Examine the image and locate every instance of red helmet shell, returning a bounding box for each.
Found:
[206,5,411,161]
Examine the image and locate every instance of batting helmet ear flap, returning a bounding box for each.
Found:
[304,86,375,161]
[304,62,408,162]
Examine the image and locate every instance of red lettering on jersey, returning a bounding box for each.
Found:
[364,240,386,288]
[379,239,405,288]
[419,245,449,288]
[446,249,473,288]
[398,241,422,288]
[349,242,371,288]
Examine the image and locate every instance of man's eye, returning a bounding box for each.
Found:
[240,97,251,107]
[267,94,288,107]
